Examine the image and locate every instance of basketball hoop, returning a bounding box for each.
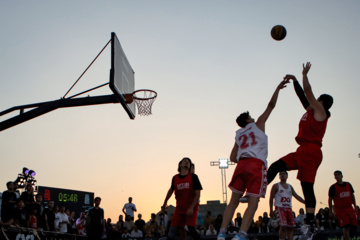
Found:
[132,89,157,116]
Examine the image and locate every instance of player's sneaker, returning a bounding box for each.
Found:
[300,224,316,240]
[217,232,226,240]
[231,233,247,240]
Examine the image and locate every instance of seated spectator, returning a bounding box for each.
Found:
[227,226,237,234]
[262,212,270,226]
[121,228,131,238]
[196,212,204,228]
[254,216,263,231]
[124,214,135,232]
[13,199,27,228]
[134,213,146,233]
[130,225,143,238]
[205,224,217,236]
[116,214,124,233]
[234,212,242,230]
[268,214,279,233]
[316,208,329,230]
[295,208,306,227]
[214,214,223,234]
[259,221,269,233]
[248,220,258,234]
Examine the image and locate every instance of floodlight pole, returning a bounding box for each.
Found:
[210,158,235,204]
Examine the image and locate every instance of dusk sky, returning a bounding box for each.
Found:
[1,1,360,223]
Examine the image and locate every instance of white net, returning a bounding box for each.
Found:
[133,89,157,116]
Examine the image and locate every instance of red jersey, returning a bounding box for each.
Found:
[171,173,202,214]
[295,109,328,147]
[329,182,354,209]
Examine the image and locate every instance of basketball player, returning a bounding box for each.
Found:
[269,171,305,240]
[267,62,333,230]
[328,170,358,240]
[162,157,202,240]
[217,79,289,240]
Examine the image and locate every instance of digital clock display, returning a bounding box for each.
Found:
[37,186,94,217]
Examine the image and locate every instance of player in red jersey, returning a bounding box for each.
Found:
[328,170,358,240]
[162,157,202,240]
[267,62,333,229]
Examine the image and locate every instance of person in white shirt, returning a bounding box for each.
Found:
[269,171,305,240]
[122,197,137,221]
[58,205,69,233]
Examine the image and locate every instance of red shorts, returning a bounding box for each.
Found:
[275,206,296,227]
[171,207,198,227]
[334,207,358,227]
[281,143,322,183]
[228,158,267,198]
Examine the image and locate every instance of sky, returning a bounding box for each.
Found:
[1,1,360,223]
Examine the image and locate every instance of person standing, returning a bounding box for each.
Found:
[162,157,203,240]
[328,170,358,240]
[122,197,137,221]
[217,79,289,240]
[86,197,105,240]
[1,181,17,224]
[269,171,305,240]
[44,200,56,231]
[267,62,333,231]
[58,205,69,233]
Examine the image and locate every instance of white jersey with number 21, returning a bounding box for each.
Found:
[235,122,268,166]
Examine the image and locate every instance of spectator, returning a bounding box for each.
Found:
[134,213,145,233]
[13,182,20,199]
[1,181,17,224]
[295,208,306,227]
[66,209,76,234]
[206,224,217,236]
[20,184,35,214]
[121,228,131,238]
[130,225,143,238]
[316,208,329,230]
[13,198,27,228]
[86,197,105,240]
[116,214,124,233]
[196,212,204,228]
[204,211,214,230]
[262,212,270,226]
[254,216,263,231]
[124,214,135,232]
[76,217,86,235]
[214,214,223,234]
[234,212,242,230]
[44,200,56,231]
[268,214,279,232]
[54,205,61,231]
[28,207,37,229]
[58,205,69,233]
[33,194,46,231]
[122,197,137,221]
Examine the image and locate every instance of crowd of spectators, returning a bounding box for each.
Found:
[2,181,360,239]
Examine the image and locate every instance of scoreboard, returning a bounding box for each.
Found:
[37,186,94,217]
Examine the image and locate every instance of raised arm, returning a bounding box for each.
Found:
[302,62,327,121]
[284,74,309,109]
[256,79,289,132]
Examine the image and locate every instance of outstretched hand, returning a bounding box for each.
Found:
[283,74,297,82]
[302,62,311,75]
[278,79,290,89]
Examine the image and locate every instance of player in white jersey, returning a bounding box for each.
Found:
[269,171,305,240]
[217,79,289,240]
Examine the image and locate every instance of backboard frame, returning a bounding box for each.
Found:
[109,32,136,119]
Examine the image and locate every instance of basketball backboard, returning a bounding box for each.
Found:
[109,32,136,119]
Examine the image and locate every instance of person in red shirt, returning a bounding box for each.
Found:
[162,157,202,240]
[328,170,358,240]
[267,62,333,230]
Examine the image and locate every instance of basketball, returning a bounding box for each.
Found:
[271,25,287,41]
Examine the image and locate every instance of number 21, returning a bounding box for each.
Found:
[238,132,257,149]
